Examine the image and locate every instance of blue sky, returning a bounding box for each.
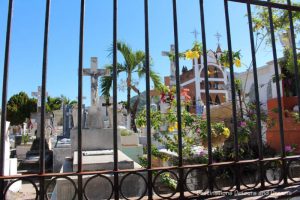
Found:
[0,0,297,106]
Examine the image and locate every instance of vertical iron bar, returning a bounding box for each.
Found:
[287,0,300,116]
[224,0,240,190]
[144,0,153,199]
[0,0,13,198]
[39,0,51,199]
[199,0,213,192]
[246,2,265,188]
[171,0,184,198]
[77,0,85,199]
[267,0,287,185]
[113,0,119,199]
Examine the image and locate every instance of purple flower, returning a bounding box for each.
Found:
[240,121,247,127]
[285,145,292,152]
[199,151,205,157]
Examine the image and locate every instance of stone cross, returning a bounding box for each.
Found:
[31,86,48,111]
[162,45,176,87]
[83,57,110,106]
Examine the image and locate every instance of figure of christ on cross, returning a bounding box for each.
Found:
[162,45,176,87]
[83,57,110,106]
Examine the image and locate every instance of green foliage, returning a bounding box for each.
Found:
[7,92,37,125]
[100,41,162,131]
[167,41,202,61]
[252,0,300,42]
[120,129,134,136]
[291,112,300,123]
[22,134,30,144]
[136,86,229,163]
[7,92,77,125]
[219,50,241,68]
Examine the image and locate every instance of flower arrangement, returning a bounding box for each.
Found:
[285,144,297,156]
[136,85,231,153]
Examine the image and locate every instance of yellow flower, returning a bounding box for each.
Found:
[234,59,241,67]
[174,122,178,129]
[168,126,175,132]
[185,50,199,60]
[223,127,230,138]
[223,62,229,67]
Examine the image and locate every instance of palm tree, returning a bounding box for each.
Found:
[101,41,161,132]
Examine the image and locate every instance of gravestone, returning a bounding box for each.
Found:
[62,104,73,138]
[3,121,11,175]
[19,138,53,173]
[53,58,144,199]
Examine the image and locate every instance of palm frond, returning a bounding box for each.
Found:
[150,70,162,88]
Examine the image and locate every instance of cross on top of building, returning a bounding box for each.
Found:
[191,29,200,41]
[214,32,222,45]
[83,57,110,106]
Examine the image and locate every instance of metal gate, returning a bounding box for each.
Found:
[1,0,300,199]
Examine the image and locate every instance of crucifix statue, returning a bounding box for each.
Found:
[83,57,110,106]
[162,45,176,87]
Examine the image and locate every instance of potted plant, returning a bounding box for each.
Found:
[120,128,139,146]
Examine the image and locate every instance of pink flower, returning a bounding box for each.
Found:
[240,121,247,127]
[285,145,292,152]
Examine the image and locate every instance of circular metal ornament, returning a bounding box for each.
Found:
[264,160,283,186]
[83,174,114,200]
[4,178,38,200]
[239,163,260,189]
[184,168,208,195]
[212,166,235,192]
[45,176,78,200]
[119,172,148,200]
[287,158,300,183]
[153,170,178,199]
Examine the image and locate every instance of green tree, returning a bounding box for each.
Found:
[46,96,77,112]
[252,0,300,96]
[7,92,37,125]
[100,41,161,131]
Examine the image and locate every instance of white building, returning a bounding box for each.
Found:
[236,60,283,110]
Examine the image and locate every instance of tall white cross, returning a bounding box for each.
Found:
[162,45,176,87]
[83,57,110,106]
[31,86,48,110]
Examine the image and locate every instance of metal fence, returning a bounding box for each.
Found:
[1,0,300,199]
